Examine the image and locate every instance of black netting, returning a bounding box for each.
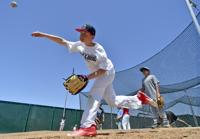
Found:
[80,14,200,116]
[113,14,200,95]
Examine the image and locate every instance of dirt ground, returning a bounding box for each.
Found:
[0,127,200,139]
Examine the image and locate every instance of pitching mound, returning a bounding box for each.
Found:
[0,127,200,139]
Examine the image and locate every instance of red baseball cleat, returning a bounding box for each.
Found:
[67,124,97,137]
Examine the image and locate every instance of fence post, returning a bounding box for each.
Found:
[24,104,31,132]
[51,107,56,130]
[184,90,199,126]
[110,107,113,129]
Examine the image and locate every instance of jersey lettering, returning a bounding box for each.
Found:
[81,52,97,62]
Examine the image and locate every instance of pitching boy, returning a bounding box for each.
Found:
[32,24,157,137]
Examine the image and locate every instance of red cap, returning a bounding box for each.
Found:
[75,24,96,36]
[75,28,87,32]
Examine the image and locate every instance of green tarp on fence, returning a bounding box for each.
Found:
[0,100,199,133]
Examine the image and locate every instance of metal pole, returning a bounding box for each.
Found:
[79,94,82,110]
[59,93,68,131]
[185,0,200,36]
[59,68,74,130]
[110,107,113,129]
[184,90,199,127]
[63,93,68,119]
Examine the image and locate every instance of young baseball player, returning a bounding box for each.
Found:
[122,108,131,130]
[32,24,157,137]
[140,67,170,128]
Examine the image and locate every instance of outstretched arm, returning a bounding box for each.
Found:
[31,31,69,46]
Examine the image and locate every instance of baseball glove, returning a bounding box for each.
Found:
[157,96,164,109]
[63,74,88,95]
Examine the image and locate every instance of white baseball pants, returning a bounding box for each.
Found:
[122,114,131,130]
[80,68,142,128]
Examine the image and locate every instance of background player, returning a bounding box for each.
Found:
[122,108,131,130]
[140,67,170,128]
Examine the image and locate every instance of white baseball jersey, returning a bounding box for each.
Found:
[63,39,142,128]
[63,40,113,72]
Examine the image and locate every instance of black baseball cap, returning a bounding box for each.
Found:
[76,24,96,36]
[140,67,150,72]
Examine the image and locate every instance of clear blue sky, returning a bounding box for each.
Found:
[0,0,198,109]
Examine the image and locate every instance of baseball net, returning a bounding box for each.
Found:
[79,13,200,128]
